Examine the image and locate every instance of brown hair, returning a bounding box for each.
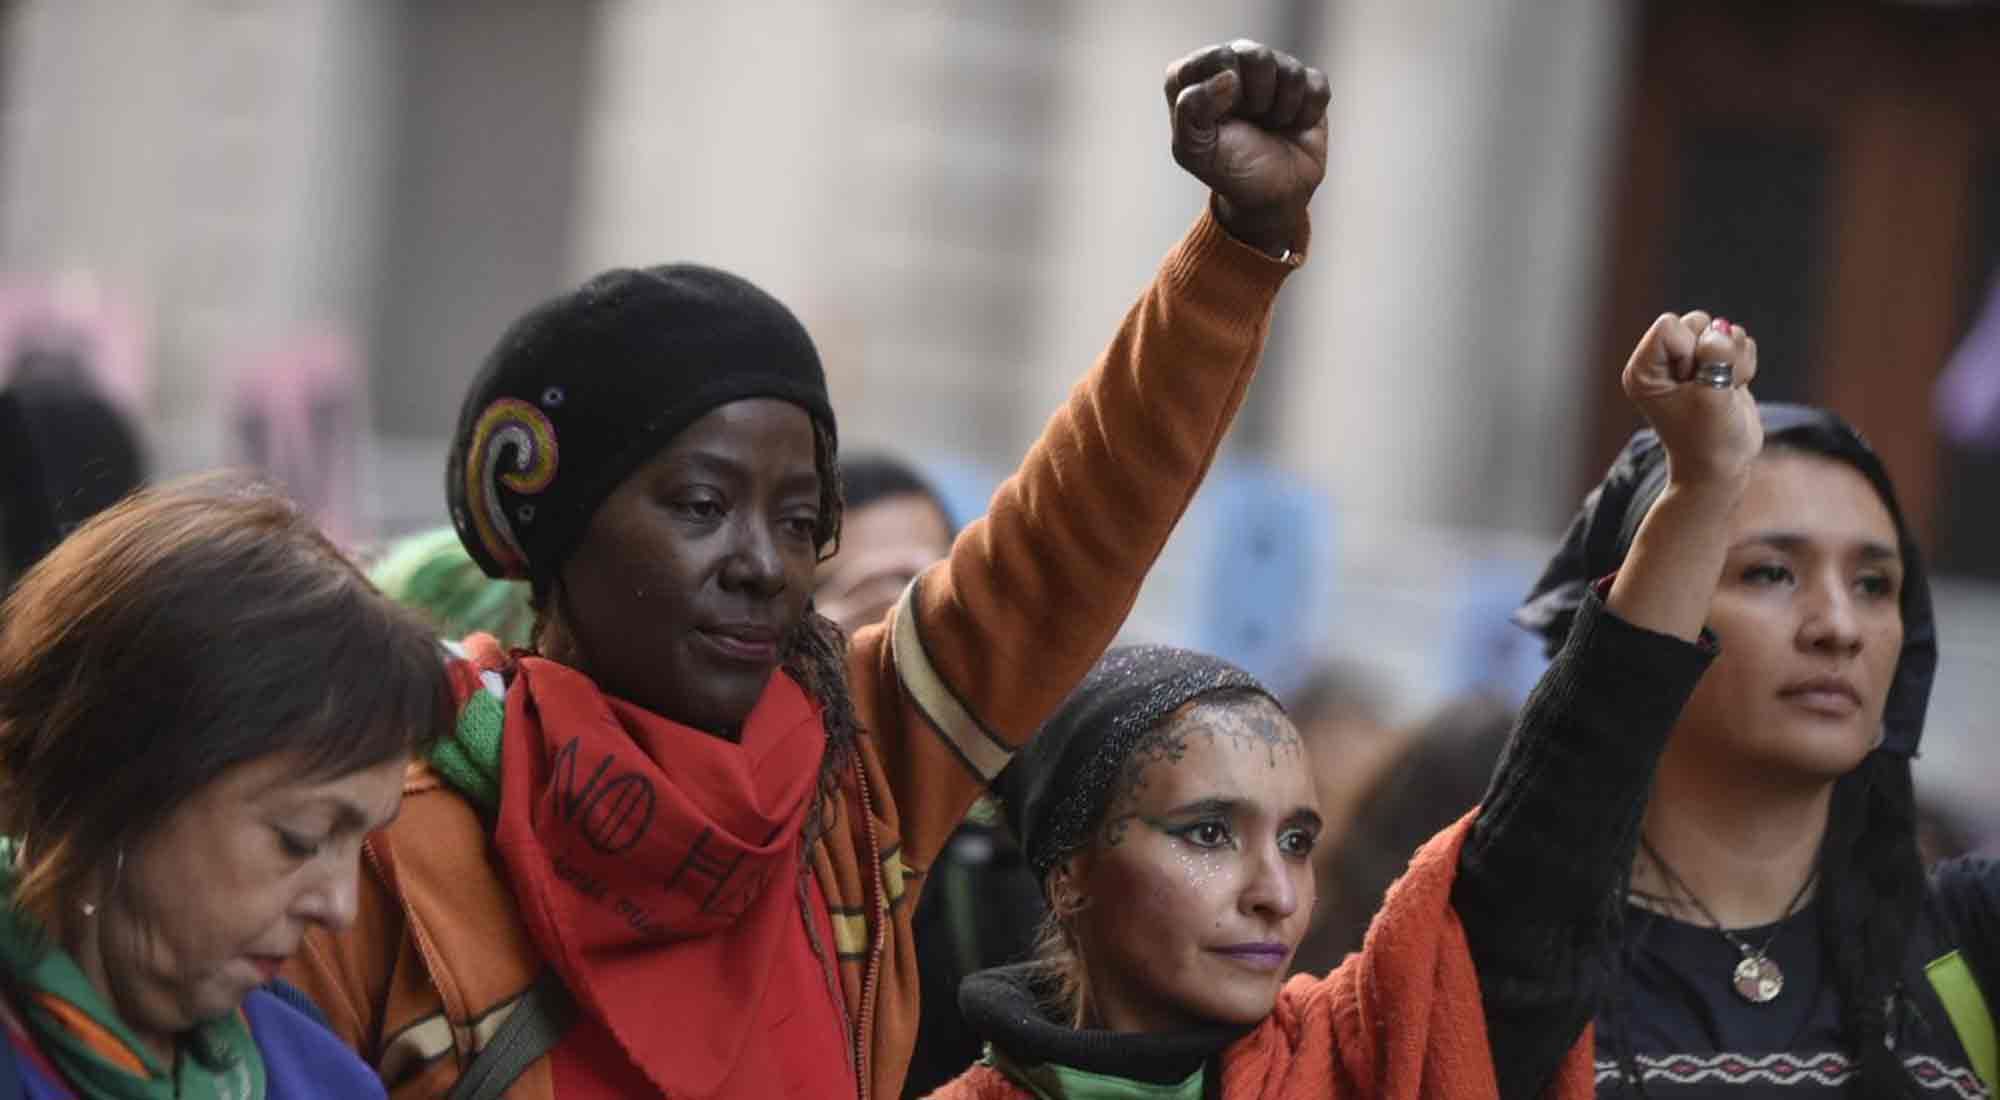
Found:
[1315,694,1513,960]
[1028,883,1094,1027]
[0,474,452,925]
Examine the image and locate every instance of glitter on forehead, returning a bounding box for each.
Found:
[1011,644,1274,879]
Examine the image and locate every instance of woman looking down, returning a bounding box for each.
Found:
[0,478,450,1100]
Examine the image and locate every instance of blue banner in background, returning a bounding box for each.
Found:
[1441,559,1550,707]
[1189,464,1335,703]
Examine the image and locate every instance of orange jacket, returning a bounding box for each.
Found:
[929,816,1597,1100]
[285,208,1303,1100]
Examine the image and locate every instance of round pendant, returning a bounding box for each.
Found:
[1734,954,1784,1003]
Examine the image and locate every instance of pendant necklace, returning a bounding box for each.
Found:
[1637,837,1818,1005]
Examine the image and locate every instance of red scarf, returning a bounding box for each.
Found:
[495,657,851,1098]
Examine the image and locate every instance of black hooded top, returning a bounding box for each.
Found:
[1511,403,1937,757]
[1460,404,1998,1099]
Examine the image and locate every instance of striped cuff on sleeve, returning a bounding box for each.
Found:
[889,575,1017,782]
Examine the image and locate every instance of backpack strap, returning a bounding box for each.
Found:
[446,967,575,1100]
[1926,951,1996,1093]
[1926,857,2000,1094]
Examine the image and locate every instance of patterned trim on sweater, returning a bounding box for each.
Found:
[1593,1051,1987,1096]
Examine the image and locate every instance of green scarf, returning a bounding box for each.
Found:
[985,1044,1206,1100]
[0,843,267,1100]
[368,528,535,650]
[428,655,507,813]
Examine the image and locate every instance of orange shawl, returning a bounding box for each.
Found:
[934,813,1597,1100]
[1220,812,1596,1099]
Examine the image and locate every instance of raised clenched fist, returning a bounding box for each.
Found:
[1164,40,1329,257]
[1622,311,1763,489]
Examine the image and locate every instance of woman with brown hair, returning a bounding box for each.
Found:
[0,476,452,1100]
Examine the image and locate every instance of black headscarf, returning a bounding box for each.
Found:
[1513,403,1936,757]
[995,644,1277,881]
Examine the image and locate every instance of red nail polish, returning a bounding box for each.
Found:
[1713,318,1730,335]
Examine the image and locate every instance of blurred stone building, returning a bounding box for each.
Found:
[0,0,1626,525]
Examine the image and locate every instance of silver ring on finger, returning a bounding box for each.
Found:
[1695,361,1733,390]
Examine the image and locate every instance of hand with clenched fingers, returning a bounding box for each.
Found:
[1623,311,1763,490]
[1163,40,1330,257]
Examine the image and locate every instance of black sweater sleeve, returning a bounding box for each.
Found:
[1452,587,1715,1100]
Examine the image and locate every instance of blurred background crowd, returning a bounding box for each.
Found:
[0,0,1996,1020]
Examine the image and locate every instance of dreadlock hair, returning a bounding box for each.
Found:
[794,417,860,847]
[777,419,864,1005]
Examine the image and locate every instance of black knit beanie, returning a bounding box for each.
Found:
[446,264,837,588]
[1513,402,1936,756]
[996,645,1278,882]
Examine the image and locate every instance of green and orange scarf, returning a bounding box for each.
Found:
[0,843,266,1100]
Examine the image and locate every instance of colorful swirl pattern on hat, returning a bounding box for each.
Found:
[464,397,559,575]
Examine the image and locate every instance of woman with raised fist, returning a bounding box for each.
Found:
[929,313,1846,1100]
[1489,307,2000,1099]
[287,36,1330,1100]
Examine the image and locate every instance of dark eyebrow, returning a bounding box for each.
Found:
[1733,532,1900,564]
[303,796,397,835]
[1161,797,1322,834]
[778,468,824,498]
[671,449,751,479]
[675,450,819,495]
[1161,796,1246,819]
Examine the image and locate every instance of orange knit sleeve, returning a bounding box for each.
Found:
[285,851,403,1057]
[848,205,1306,877]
